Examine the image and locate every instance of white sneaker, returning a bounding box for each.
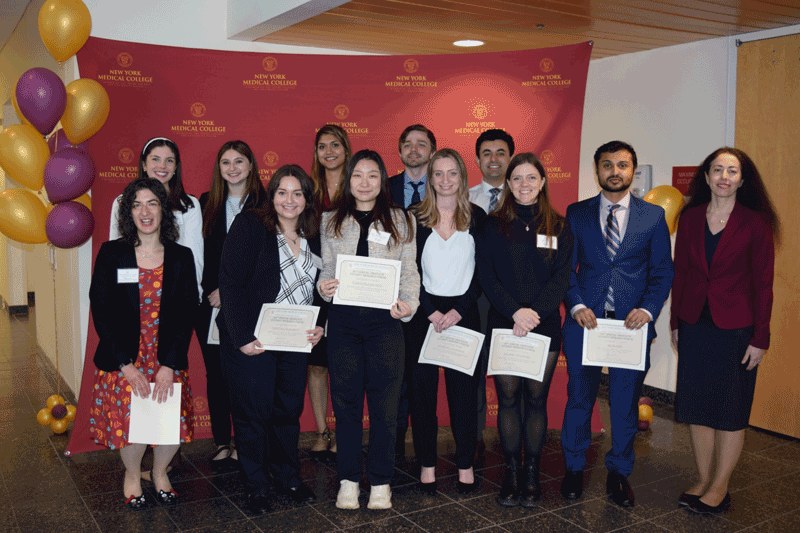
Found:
[336,480,360,509]
[367,484,392,509]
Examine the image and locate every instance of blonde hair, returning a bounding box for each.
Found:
[414,148,472,231]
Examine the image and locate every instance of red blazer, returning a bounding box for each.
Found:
[670,202,774,349]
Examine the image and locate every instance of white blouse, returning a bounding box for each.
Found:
[421,229,475,297]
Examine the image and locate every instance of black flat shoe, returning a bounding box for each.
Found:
[309,428,333,460]
[678,492,701,507]
[606,471,635,507]
[156,489,178,504]
[456,480,478,495]
[561,470,584,500]
[280,482,317,503]
[125,494,146,509]
[417,481,437,495]
[689,492,731,514]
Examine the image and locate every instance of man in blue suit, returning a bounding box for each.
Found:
[560,140,674,507]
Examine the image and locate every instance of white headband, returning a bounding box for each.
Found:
[142,137,175,155]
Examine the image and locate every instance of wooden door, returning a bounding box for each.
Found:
[736,33,800,437]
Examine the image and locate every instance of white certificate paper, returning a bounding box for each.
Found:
[418,324,484,376]
[487,329,552,382]
[581,319,648,371]
[129,383,182,445]
[207,307,220,345]
[254,304,320,353]
[333,254,401,310]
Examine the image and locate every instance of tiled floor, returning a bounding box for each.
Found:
[2,310,800,533]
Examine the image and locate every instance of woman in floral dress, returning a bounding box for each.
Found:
[89,177,198,508]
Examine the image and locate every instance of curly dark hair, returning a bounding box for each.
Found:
[117,178,179,246]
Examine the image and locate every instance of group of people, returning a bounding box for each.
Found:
[88,124,779,517]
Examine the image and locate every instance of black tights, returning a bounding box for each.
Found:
[495,350,560,459]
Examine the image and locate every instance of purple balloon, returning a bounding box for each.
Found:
[47,128,88,153]
[15,68,67,136]
[44,147,96,203]
[46,202,94,249]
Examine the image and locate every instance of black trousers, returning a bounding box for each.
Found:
[196,302,233,446]
[327,306,405,485]
[406,294,482,469]
[219,333,308,493]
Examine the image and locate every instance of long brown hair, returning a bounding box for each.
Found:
[494,152,564,247]
[138,137,193,213]
[327,150,413,247]
[681,147,781,246]
[413,148,471,231]
[256,164,319,238]
[311,124,352,210]
[202,140,266,238]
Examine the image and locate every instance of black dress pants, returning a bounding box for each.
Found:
[196,302,233,446]
[220,333,308,493]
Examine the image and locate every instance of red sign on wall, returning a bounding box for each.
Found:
[672,166,697,195]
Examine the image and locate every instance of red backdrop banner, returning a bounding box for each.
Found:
[67,37,601,455]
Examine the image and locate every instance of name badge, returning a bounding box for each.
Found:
[367,228,391,246]
[310,253,323,271]
[537,234,558,250]
[117,268,139,283]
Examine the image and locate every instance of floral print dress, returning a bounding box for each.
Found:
[89,266,194,449]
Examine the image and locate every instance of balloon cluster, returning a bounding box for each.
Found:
[37,394,77,434]
[0,0,103,249]
[637,397,654,430]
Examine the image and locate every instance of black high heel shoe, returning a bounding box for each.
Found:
[309,428,333,460]
[520,458,541,507]
[497,457,521,507]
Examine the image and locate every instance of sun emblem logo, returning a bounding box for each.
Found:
[190,102,206,118]
[117,52,133,68]
[262,56,278,71]
[334,105,350,120]
[263,151,279,167]
[118,148,135,164]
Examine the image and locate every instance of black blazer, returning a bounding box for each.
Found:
[198,191,263,301]
[218,210,326,350]
[90,239,198,372]
[415,203,486,318]
[389,172,406,208]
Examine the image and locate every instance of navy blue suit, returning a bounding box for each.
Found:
[561,193,673,476]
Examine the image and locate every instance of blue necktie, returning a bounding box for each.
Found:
[488,188,501,213]
[409,181,422,207]
[605,204,621,311]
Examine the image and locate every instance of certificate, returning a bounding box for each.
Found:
[207,307,220,345]
[581,319,648,371]
[418,324,484,376]
[129,383,182,445]
[254,304,320,353]
[487,329,552,382]
[333,254,401,310]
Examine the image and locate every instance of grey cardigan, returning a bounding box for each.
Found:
[318,209,420,322]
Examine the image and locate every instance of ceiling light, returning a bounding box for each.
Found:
[453,40,484,47]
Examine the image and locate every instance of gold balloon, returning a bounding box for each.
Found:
[0,124,50,191]
[643,185,685,234]
[37,408,53,426]
[72,191,91,211]
[0,189,48,244]
[38,0,92,62]
[65,404,77,422]
[11,93,32,127]
[51,418,69,434]
[46,394,66,409]
[61,79,110,144]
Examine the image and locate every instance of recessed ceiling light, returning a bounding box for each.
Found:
[453,39,484,47]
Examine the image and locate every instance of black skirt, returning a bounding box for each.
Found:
[674,305,757,431]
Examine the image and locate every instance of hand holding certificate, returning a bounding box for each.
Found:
[487,329,552,382]
[129,383,182,445]
[418,324,484,376]
[254,304,320,353]
[332,254,401,310]
[581,319,648,371]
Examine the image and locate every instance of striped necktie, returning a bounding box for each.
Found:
[605,204,621,311]
[488,187,501,213]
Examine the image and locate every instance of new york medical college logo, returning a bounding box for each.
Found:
[334,105,350,120]
[403,58,419,73]
[263,57,278,71]
[118,148,135,164]
[116,52,133,68]
[190,102,207,118]
[263,152,279,167]
[539,58,554,73]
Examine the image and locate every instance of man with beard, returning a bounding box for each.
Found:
[560,140,673,507]
[388,124,436,460]
[389,124,436,209]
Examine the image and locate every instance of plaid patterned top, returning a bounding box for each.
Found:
[275,234,317,305]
